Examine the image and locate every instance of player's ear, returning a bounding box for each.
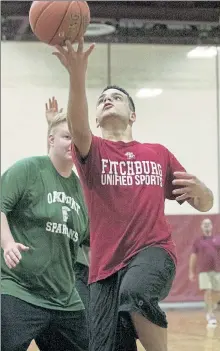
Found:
[48,134,54,147]
[130,112,136,123]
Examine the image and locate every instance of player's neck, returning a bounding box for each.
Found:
[204,231,212,236]
[101,127,133,142]
[49,154,73,178]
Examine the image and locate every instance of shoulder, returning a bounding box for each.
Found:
[11,155,48,166]
[193,237,202,246]
[142,143,168,151]
[6,156,49,178]
[140,142,170,157]
[21,156,50,172]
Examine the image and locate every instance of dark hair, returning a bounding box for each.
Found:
[102,85,135,112]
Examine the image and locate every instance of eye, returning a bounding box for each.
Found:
[98,97,104,105]
[115,95,122,100]
[64,135,71,140]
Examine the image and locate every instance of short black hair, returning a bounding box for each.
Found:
[102,85,135,112]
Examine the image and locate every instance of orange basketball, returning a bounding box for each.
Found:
[29,1,90,46]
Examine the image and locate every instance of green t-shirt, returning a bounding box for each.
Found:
[1,156,89,311]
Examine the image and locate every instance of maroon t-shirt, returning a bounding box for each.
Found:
[192,235,220,273]
[72,136,186,284]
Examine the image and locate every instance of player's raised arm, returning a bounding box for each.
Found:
[53,38,95,158]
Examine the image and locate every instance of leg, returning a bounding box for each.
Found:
[36,309,88,351]
[1,295,50,351]
[131,313,167,351]
[199,272,218,324]
[204,289,214,314]
[89,274,137,351]
[119,247,176,351]
[211,272,220,304]
[75,263,89,320]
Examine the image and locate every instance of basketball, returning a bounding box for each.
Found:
[29,1,90,46]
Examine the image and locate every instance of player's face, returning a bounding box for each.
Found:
[96,88,136,128]
[49,122,73,162]
[201,219,213,235]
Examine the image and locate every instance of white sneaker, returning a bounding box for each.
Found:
[206,313,217,326]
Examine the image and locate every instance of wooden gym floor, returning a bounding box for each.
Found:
[28,310,220,351]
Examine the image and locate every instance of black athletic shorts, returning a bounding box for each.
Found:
[75,262,89,319]
[89,246,176,351]
[25,264,90,351]
[1,295,88,351]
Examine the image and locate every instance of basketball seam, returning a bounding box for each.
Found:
[33,1,55,32]
[77,1,89,42]
[75,0,82,41]
[49,1,72,45]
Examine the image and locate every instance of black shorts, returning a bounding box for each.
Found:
[89,246,176,351]
[31,264,90,350]
[1,295,88,351]
[75,262,89,319]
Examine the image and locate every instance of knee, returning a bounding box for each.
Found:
[120,282,153,308]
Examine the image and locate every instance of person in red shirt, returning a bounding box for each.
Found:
[53,39,214,351]
[189,218,220,326]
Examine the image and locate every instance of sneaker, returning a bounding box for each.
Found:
[206,313,217,326]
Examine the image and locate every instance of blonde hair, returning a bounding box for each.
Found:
[47,112,68,152]
[48,112,67,136]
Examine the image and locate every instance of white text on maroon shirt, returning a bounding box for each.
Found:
[101,159,163,187]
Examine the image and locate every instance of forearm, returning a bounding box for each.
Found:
[188,186,213,212]
[189,254,197,274]
[68,76,90,136]
[1,212,15,249]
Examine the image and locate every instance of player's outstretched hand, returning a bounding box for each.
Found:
[52,37,95,79]
[3,242,29,269]
[45,96,63,124]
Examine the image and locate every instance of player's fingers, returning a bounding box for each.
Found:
[54,99,58,111]
[172,179,195,187]
[65,40,75,54]
[12,248,22,261]
[49,98,52,109]
[173,172,196,179]
[8,251,20,265]
[5,253,17,269]
[85,43,95,58]
[4,256,13,269]
[172,187,191,195]
[77,37,84,53]
[175,193,191,201]
[45,103,48,111]
[55,45,68,56]
[17,243,29,252]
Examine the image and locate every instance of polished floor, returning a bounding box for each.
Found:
[28,310,220,351]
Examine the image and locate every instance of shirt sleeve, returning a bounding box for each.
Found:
[80,221,90,247]
[164,148,187,202]
[1,159,30,215]
[71,135,101,187]
[192,239,199,254]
